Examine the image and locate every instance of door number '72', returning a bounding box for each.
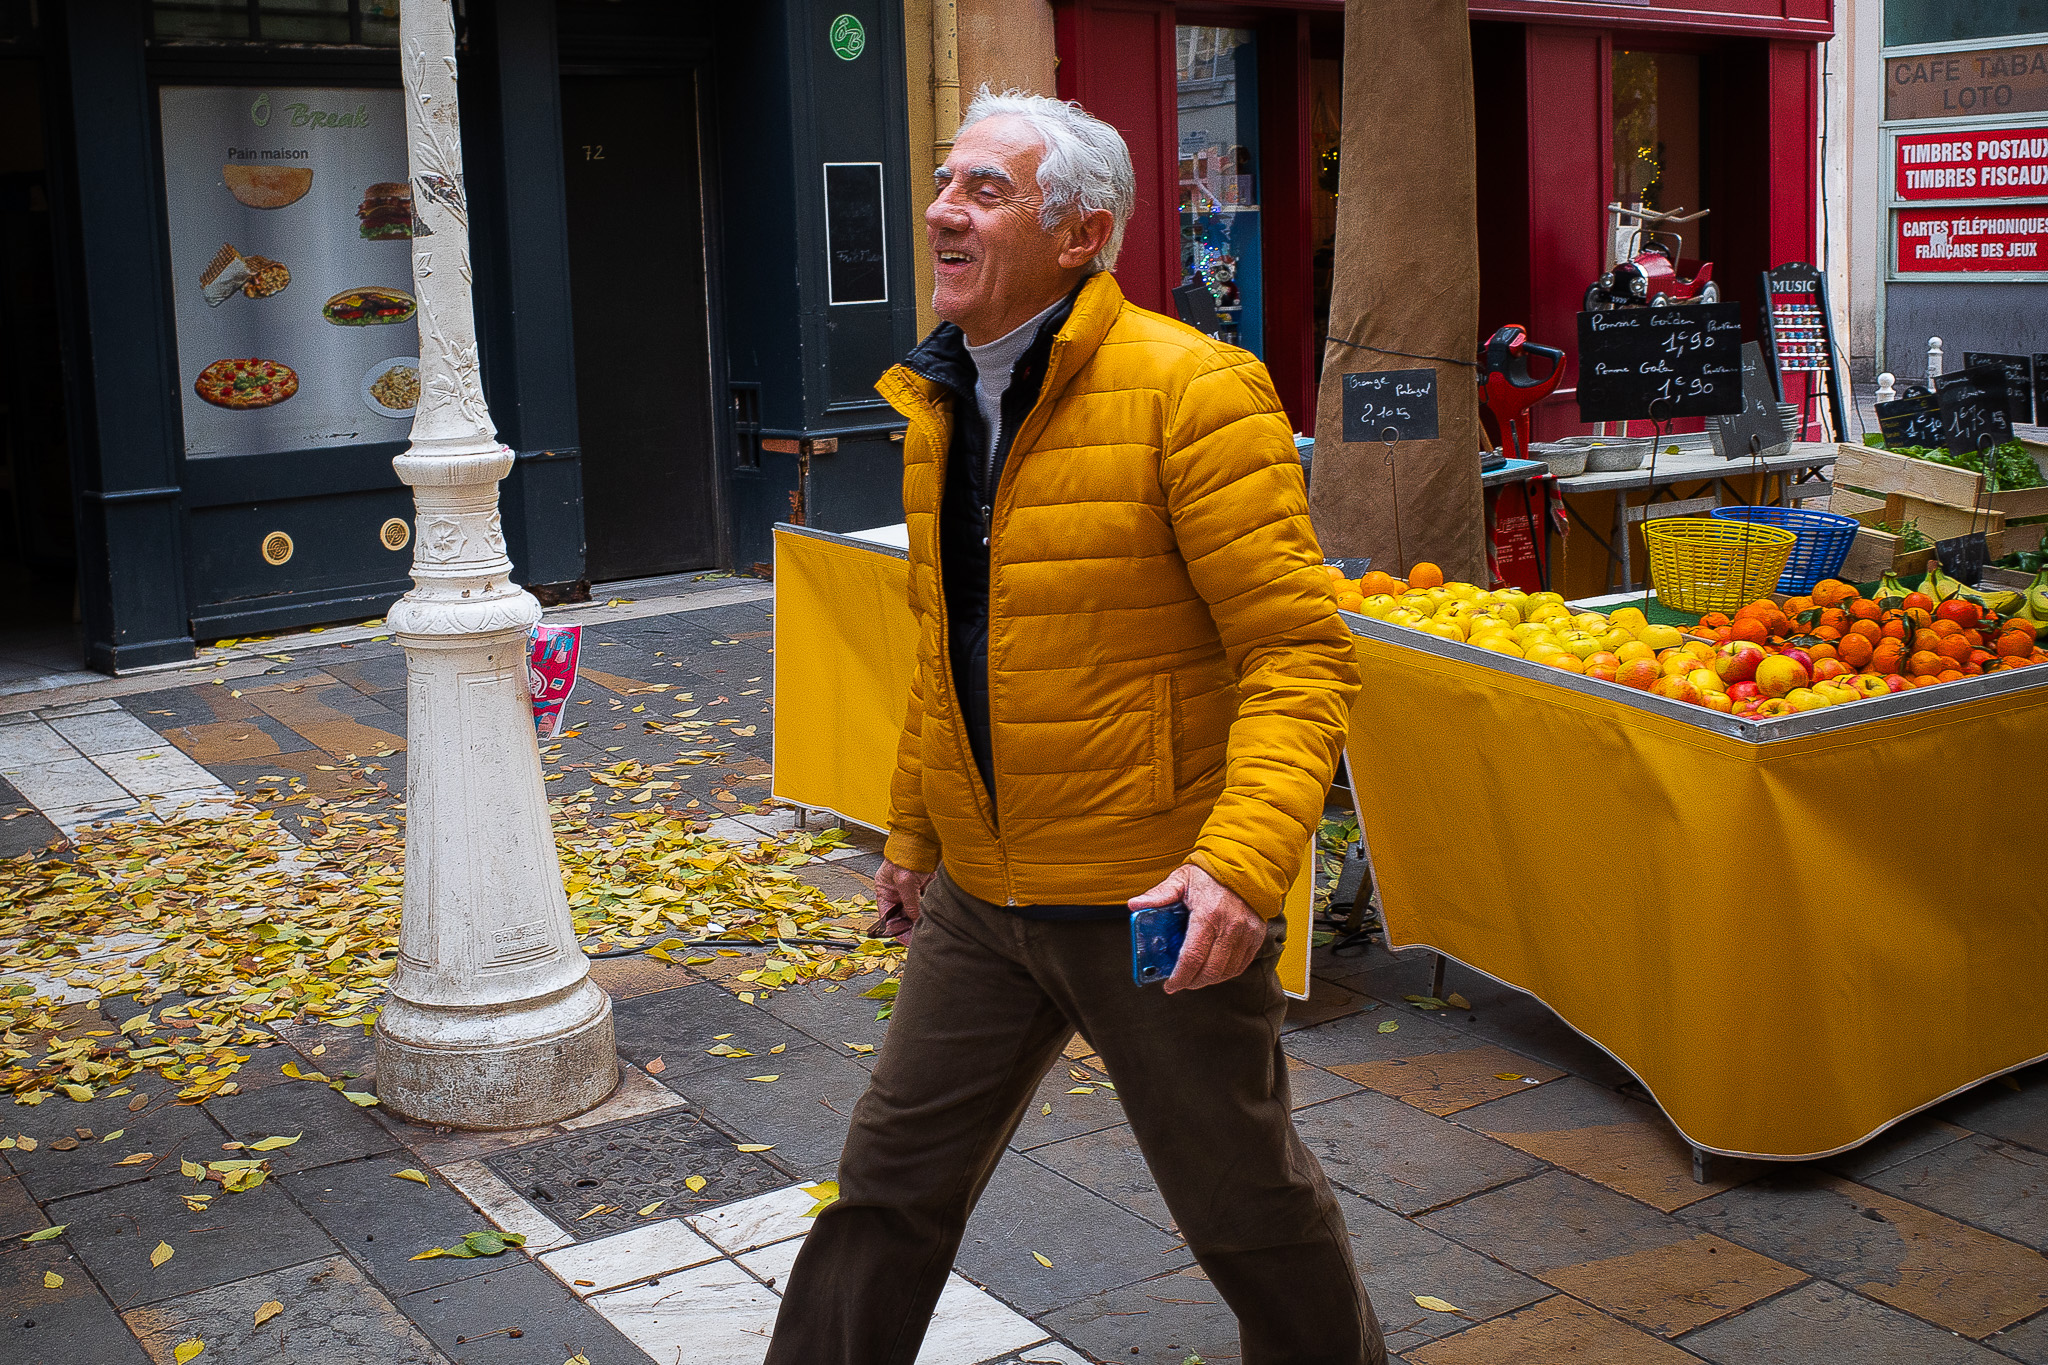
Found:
[582,145,605,160]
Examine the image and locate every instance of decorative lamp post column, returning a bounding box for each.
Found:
[373,0,616,1128]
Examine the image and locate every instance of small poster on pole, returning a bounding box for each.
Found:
[528,624,581,739]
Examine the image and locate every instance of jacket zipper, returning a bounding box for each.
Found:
[981,337,1069,906]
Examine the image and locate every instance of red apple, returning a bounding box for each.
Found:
[1755,697,1794,717]
[1713,640,1766,685]
[1883,674,1910,693]
[1811,658,1853,683]
[1650,676,1702,705]
[1754,654,1810,699]
[1726,681,1761,704]
[1778,646,1814,673]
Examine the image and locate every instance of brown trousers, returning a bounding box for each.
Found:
[764,869,1386,1365]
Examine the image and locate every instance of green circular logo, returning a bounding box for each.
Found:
[829,13,866,61]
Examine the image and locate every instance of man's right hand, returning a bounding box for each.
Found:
[868,860,936,944]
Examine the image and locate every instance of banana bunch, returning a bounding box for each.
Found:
[1875,571,1911,603]
[2020,569,2048,626]
[1978,587,2024,617]
[1920,561,1971,603]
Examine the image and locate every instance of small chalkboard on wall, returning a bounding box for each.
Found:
[1341,369,1440,443]
[1576,304,1744,423]
[823,162,888,305]
[1709,342,1791,460]
[1937,364,2015,458]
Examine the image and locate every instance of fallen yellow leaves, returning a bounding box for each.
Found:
[1415,1295,1461,1313]
[150,1240,175,1268]
[254,1301,284,1326]
[174,1339,204,1363]
[2,733,896,1110]
[43,1270,61,1288]
[1031,1251,1053,1268]
[392,1168,430,1186]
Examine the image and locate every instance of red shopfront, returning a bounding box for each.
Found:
[1053,0,1832,440]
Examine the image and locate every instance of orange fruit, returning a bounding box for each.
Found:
[1811,579,1856,607]
[1817,607,1850,635]
[1407,562,1444,590]
[1929,619,1963,638]
[1812,626,1842,642]
[1935,635,1971,664]
[1908,650,1946,676]
[1997,631,2034,658]
[1837,635,1873,669]
[1848,598,1883,621]
[1807,641,1839,662]
[1912,628,1941,654]
[1904,592,1936,612]
[1870,639,1906,674]
[1938,669,1964,683]
[1359,571,1400,597]
[1913,675,1942,687]
[1336,592,1364,611]
[2003,619,2040,645]
[1699,612,1731,631]
[1848,620,1882,643]
[1782,596,1816,616]
[1729,618,1768,644]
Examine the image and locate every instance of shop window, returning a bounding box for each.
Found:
[1884,0,2048,49]
[150,0,400,45]
[1176,25,1262,356]
[1610,50,1704,264]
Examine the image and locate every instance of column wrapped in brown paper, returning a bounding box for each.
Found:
[1309,0,1484,584]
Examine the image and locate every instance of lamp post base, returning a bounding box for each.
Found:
[374,978,617,1130]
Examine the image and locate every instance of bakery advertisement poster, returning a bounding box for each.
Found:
[159,86,420,459]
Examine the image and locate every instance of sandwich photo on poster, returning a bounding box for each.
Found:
[159,86,419,459]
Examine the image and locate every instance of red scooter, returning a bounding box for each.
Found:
[1583,204,1720,310]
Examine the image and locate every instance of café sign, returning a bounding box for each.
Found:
[1887,43,2048,122]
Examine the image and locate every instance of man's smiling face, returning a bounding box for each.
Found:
[927,116,1078,346]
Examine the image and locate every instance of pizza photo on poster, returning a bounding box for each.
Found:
[159,86,419,458]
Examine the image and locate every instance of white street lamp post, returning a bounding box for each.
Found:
[373,0,616,1128]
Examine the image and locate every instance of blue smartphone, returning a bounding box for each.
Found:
[1131,903,1190,986]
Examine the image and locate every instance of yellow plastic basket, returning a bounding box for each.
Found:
[1641,517,1800,614]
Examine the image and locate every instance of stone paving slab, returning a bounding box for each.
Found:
[1419,1170,1804,1339]
[1681,1170,2048,1339]
[52,1171,336,1310]
[1937,1062,2048,1153]
[955,1151,1190,1316]
[1861,1131,2048,1252]
[1679,1280,2012,1365]
[119,1254,448,1364]
[395,1260,648,1365]
[1290,1088,1545,1216]
[1406,1292,1706,1364]
[1,1237,155,1365]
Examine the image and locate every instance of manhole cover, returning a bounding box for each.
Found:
[486,1107,795,1240]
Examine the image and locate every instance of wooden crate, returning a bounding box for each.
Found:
[1838,504,2005,584]
[1832,443,2048,520]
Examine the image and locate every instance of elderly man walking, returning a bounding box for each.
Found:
[765,91,1383,1365]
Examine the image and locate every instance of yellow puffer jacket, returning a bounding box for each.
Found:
[875,272,1359,918]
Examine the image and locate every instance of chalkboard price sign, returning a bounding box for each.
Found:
[1341,368,1440,443]
[1962,352,2034,425]
[1575,303,1744,422]
[823,162,888,305]
[1875,390,1943,447]
[1709,342,1792,460]
[1937,364,2015,458]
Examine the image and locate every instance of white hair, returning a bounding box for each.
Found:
[957,87,1135,273]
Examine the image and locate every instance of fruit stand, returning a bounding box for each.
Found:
[1339,571,2048,1160]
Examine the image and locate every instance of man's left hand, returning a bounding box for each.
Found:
[1129,864,1267,994]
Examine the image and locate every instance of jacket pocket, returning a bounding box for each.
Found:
[1148,674,1177,812]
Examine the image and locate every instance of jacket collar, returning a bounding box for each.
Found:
[883,272,1124,417]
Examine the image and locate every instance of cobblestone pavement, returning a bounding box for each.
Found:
[3,578,2045,1365]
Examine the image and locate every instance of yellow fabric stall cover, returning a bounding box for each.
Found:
[771,527,1315,998]
[1346,632,2048,1159]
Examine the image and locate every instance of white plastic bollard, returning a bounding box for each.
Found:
[1876,372,1895,403]
[1927,337,1943,388]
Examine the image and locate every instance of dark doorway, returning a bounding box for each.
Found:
[560,71,721,581]
[0,56,81,682]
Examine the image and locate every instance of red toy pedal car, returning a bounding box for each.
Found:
[1583,204,1720,310]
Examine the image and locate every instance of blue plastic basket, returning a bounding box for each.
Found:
[1707,504,1860,593]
